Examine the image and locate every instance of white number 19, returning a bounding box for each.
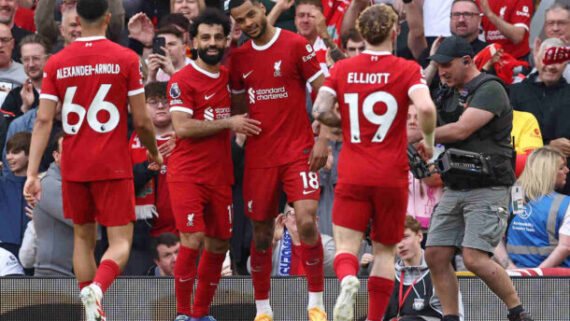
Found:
[344,91,398,143]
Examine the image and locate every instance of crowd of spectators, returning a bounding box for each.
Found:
[0,0,568,290]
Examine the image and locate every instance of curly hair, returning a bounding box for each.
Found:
[357,4,398,46]
[404,215,422,234]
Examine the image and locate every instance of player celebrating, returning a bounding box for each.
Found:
[167,8,261,321]
[228,0,329,320]
[23,0,163,321]
[312,4,436,321]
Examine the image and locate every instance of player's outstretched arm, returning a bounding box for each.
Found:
[433,107,494,145]
[312,88,340,128]
[171,111,261,138]
[309,125,330,171]
[24,98,57,206]
[409,86,436,160]
[130,93,163,167]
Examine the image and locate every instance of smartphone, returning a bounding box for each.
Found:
[153,37,166,56]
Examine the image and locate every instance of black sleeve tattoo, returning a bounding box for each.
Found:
[322,37,346,63]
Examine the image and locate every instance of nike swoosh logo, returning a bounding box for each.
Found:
[205,93,215,100]
[306,260,320,266]
[179,277,193,283]
[302,190,317,195]
[242,70,253,79]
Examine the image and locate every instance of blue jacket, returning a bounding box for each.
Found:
[506,193,570,268]
[0,174,29,245]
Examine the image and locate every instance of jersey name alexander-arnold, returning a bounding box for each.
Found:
[346,72,390,84]
[56,63,121,79]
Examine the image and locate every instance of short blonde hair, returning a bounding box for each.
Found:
[357,4,398,46]
[518,146,565,202]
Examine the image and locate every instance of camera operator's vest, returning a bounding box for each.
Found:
[435,73,515,189]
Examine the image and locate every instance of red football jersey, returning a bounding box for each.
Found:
[477,0,532,59]
[229,28,322,168]
[40,36,144,182]
[167,60,233,185]
[322,0,350,46]
[322,50,427,187]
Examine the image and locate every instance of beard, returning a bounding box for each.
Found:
[197,46,225,66]
[452,23,476,39]
[247,19,267,39]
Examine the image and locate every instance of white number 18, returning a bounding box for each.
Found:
[300,171,319,189]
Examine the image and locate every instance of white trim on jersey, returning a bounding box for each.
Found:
[408,84,429,97]
[252,28,282,51]
[362,50,392,56]
[231,89,246,94]
[190,60,220,78]
[513,23,530,31]
[313,36,327,52]
[128,88,145,96]
[76,36,106,42]
[307,69,324,84]
[320,86,337,97]
[39,93,59,102]
[170,107,194,115]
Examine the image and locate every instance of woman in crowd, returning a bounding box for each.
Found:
[496,146,570,268]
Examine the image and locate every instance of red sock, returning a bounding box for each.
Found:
[367,276,394,321]
[300,235,324,292]
[175,246,199,316]
[192,250,226,318]
[250,239,272,300]
[92,260,120,294]
[78,280,92,291]
[290,244,304,275]
[333,252,359,282]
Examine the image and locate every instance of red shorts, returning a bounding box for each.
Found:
[332,183,407,245]
[168,182,233,239]
[244,158,320,221]
[62,179,135,226]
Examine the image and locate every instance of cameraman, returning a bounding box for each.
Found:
[416,36,533,321]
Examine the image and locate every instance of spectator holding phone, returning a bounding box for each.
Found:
[147,26,190,84]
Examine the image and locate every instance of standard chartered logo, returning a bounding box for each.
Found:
[248,87,256,104]
[247,86,289,104]
[204,107,214,121]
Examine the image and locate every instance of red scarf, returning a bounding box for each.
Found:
[128,133,169,220]
[474,43,529,84]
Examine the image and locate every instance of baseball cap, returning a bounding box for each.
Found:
[429,36,474,64]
